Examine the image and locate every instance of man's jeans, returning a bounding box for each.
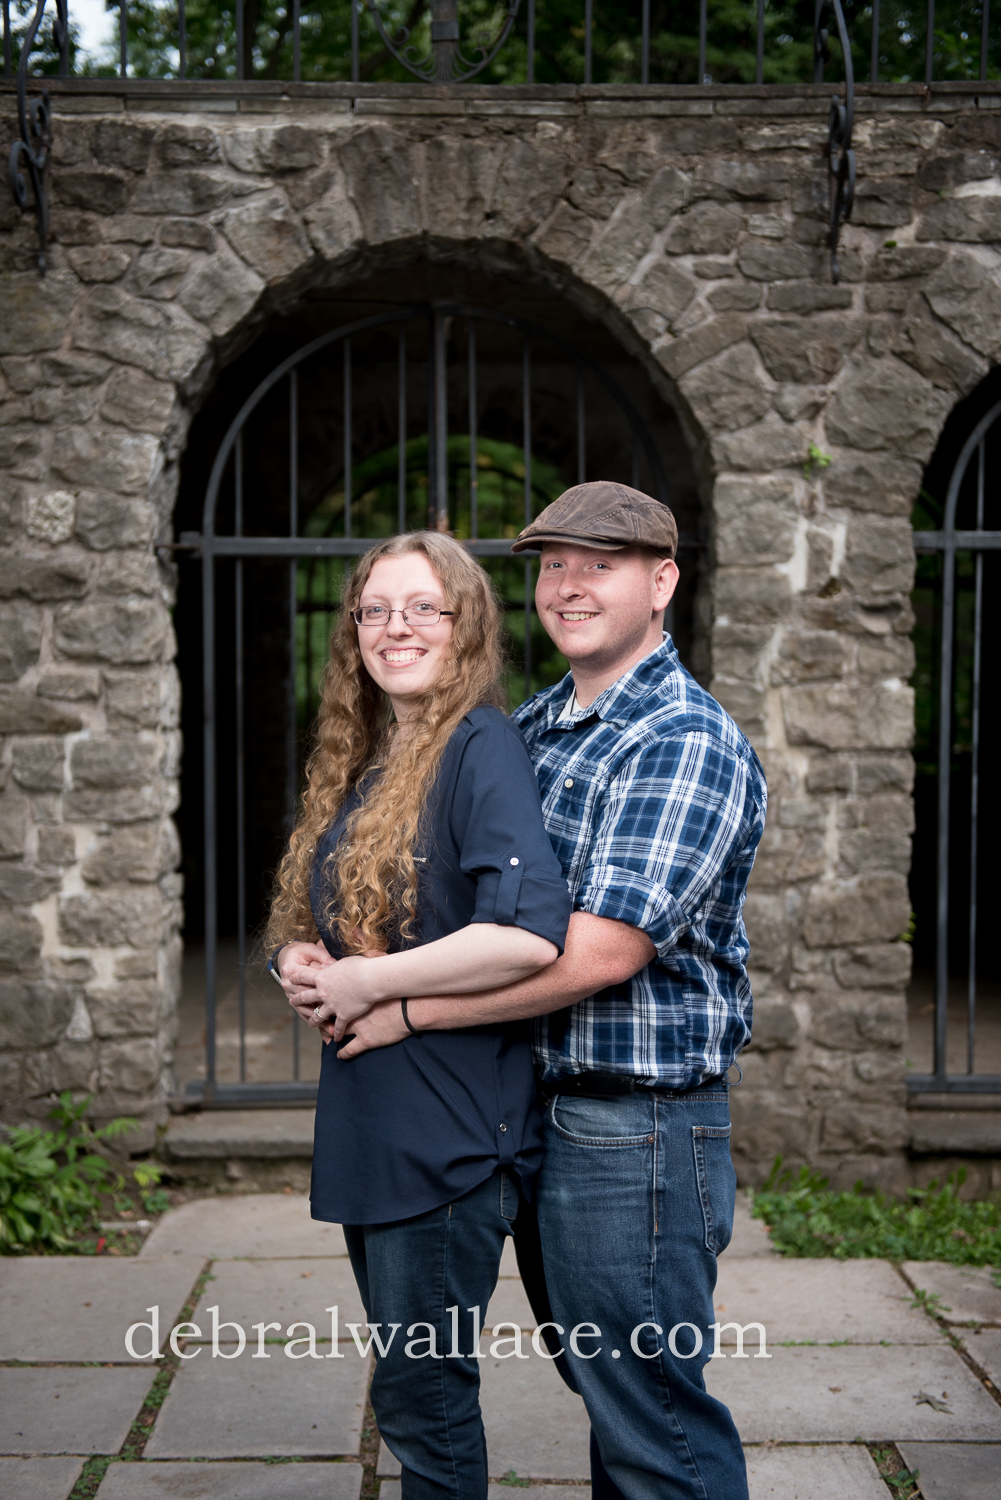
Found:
[343,1168,519,1500]
[533,1081,748,1500]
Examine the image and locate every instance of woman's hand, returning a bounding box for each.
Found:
[286,952,384,1041]
[277,941,336,1024]
[335,999,410,1059]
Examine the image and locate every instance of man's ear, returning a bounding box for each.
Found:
[653,558,680,613]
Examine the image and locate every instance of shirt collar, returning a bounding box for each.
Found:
[540,634,680,732]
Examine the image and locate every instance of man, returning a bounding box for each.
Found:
[335,482,767,1500]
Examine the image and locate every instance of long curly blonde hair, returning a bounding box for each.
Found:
[266,532,507,956]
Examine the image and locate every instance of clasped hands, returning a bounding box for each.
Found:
[276,940,406,1051]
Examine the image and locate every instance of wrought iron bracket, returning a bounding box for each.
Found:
[365,0,520,83]
[814,0,855,284]
[8,0,66,275]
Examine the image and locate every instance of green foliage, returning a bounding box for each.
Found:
[751,1158,1001,1264]
[0,1093,163,1255]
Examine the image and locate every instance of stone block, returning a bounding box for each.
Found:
[144,1347,370,1459]
[744,1445,888,1499]
[902,1262,1001,1326]
[696,158,790,202]
[822,449,922,516]
[764,282,853,312]
[73,285,206,390]
[566,166,626,220]
[0,423,43,476]
[0,980,75,1048]
[826,354,952,460]
[7,552,90,602]
[0,795,27,859]
[851,176,914,227]
[96,552,160,597]
[917,192,1001,242]
[161,217,216,251]
[219,191,311,283]
[533,201,593,264]
[806,990,907,1052]
[38,826,77,865]
[55,167,130,215]
[188,1257,364,1337]
[338,127,422,243]
[71,736,162,790]
[140,1190,345,1260]
[0,687,81,736]
[11,739,64,793]
[924,252,1001,361]
[737,240,817,281]
[0,600,42,681]
[54,598,168,665]
[154,123,223,168]
[90,118,156,171]
[98,1035,162,1092]
[664,203,742,255]
[637,165,689,227]
[623,258,696,329]
[822,1100,908,1153]
[693,257,735,279]
[23,1038,100,1095]
[52,426,159,499]
[82,821,177,886]
[707,282,762,312]
[115,948,158,979]
[58,887,166,948]
[714,567,792,624]
[67,244,133,282]
[0,906,43,974]
[713,420,811,473]
[803,874,911,947]
[680,345,770,435]
[749,318,863,383]
[0,273,80,355]
[783,678,914,751]
[132,170,231,216]
[64,785,170,824]
[772,384,828,422]
[491,138,569,238]
[710,679,767,742]
[712,473,798,568]
[103,670,165,729]
[127,246,190,300]
[178,250,265,338]
[710,622,773,681]
[909,1112,1001,1155]
[0,1253,204,1361]
[770,628,849,683]
[747,998,801,1049]
[896,1442,1000,1500]
[704,1343,999,1442]
[833,943,913,990]
[715,1257,944,1344]
[0,1456,83,1500]
[841,515,915,599]
[865,244,947,281]
[656,313,746,379]
[85,983,163,1037]
[95,1462,364,1500]
[0,1368,154,1455]
[894,292,989,392]
[302,178,364,264]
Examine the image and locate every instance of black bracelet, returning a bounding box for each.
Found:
[401,999,422,1036]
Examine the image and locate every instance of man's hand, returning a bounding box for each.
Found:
[336,999,409,1059]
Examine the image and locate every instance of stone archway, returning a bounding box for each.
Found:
[2,94,1000,1179]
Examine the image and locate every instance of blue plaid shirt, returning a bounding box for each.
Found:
[513,635,767,1089]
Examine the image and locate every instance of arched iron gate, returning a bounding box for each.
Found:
[910,397,1001,1098]
[180,303,671,1105]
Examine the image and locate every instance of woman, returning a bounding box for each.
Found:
[267,532,570,1500]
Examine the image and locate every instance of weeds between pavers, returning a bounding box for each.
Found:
[751,1159,1001,1268]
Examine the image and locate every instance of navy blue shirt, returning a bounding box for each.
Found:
[309,706,572,1226]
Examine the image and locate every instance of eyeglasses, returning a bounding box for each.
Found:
[350,603,455,628]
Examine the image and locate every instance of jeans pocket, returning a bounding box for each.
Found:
[549,1094,655,1146]
[691,1124,736,1256]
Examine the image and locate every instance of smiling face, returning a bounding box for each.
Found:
[536,542,680,700]
[355,554,455,721]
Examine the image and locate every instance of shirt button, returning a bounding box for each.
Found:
[509,857,519,866]
[499,1122,508,1133]
[564,778,574,789]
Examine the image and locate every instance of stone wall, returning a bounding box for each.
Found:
[1,78,999,1174]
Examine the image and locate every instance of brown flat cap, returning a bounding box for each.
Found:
[511,481,678,558]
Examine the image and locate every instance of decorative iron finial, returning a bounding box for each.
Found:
[8,0,67,275]
[365,0,520,84]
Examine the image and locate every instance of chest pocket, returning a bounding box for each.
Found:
[543,758,609,888]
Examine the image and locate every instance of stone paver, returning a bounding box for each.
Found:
[902,1263,1001,1326]
[188,1257,364,1338]
[485,1279,537,1332]
[144,1349,370,1458]
[381,1487,585,1500]
[724,1195,780,1260]
[0,1256,205,1362]
[896,1441,1001,1500]
[140,1194,346,1261]
[377,1442,401,1477]
[713,1259,944,1346]
[95,1458,364,1499]
[0,1456,84,1500]
[957,1327,1001,1386]
[744,1443,888,1499]
[162,1111,315,1163]
[706,1344,1001,1442]
[0,1368,155,1455]
[479,1350,591,1478]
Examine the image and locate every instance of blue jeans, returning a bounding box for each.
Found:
[533,1082,748,1500]
[343,1168,519,1500]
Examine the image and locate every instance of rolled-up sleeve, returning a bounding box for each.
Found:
[449,713,572,953]
[575,731,757,960]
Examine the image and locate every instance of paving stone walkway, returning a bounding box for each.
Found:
[1,1193,998,1500]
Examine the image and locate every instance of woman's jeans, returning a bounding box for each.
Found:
[532,1081,748,1500]
[343,1168,519,1500]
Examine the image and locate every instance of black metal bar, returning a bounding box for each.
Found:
[398,325,407,534]
[468,320,478,541]
[698,0,707,81]
[288,368,299,1084]
[631,434,639,490]
[814,0,824,81]
[870,0,879,82]
[3,0,10,78]
[914,530,1001,550]
[434,309,448,531]
[906,1075,1001,1094]
[527,0,535,83]
[967,439,984,1074]
[184,534,533,558]
[292,0,300,81]
[343,339,352,539]
[351,0,359,83]
[925,0,934,83]
[584,0,592,83]
[981,0,990,82]
[119,0,127,78]
[641,0,649,83]
[235,433,247,1086]
[59,0,68,75]
[523,335,532,700]
[178,0,186,77]
[935,532,954,1085]
[577,367,586,484]
[202,506,218,1102]
[236,0,244,80]
[756,0,765,84]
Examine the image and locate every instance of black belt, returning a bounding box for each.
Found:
[541,1072,727,1099]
